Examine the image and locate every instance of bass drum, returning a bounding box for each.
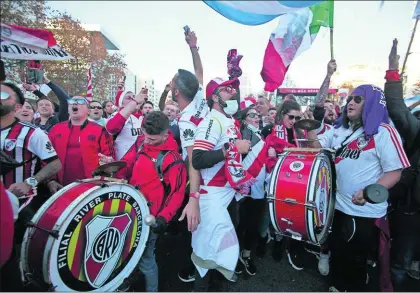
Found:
[267,149,336,245]
[21,179,150,292]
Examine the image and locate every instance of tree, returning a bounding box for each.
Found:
[0,0,49,28]
[2,2,127,101]
[1,0,51,84]
[44,12,126,99]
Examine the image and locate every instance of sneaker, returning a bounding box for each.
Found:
[235,262,243,274]
[272,239,284,262]
[287,251,304,270]
[178,266,195,283]
[240,253,257,276]
[256,235,268,258]
[367,259,377,267]
[408,261,420,280]
[318,252,330,276]
[328,286,339,292]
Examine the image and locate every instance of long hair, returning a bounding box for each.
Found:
[275,100,304,139]
[275,100,301,124]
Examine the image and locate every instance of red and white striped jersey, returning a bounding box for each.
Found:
[318,123,410,218]
[1,120,58,188]
[194,109,240,187]
[315,120,333,135]
[106,113,144,160]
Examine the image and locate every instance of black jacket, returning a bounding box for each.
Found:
[385,80,420,206]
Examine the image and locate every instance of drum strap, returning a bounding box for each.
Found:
[136,143,184,198]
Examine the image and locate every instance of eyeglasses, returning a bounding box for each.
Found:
[1,91,10,100]
[347,95,364,104]
[216,85,234,94]
[90,106,103,110]
[286,114,301,121]
[246,113,261,119]
[68,98,88,105]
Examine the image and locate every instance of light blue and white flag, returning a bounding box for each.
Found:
[413,1,420,19]
[203,1,325,25]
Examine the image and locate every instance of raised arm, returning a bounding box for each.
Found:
[45,78,70,121]
[185,30,203,85]
[159,84,171,111]
[314,59,337,107]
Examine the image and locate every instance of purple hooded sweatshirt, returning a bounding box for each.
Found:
[335,85,390,137]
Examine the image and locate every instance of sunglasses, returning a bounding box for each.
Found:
[68,98,88,105]
[216,85,234,94]
[246,112,261,119]
[90,106,103,110]
[1,91,10,100]
[346,95,364,104]
[286,114,301,121]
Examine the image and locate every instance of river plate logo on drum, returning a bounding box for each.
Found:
[57,192,144,291]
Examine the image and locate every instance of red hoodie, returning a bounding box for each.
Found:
[117,134,187,222]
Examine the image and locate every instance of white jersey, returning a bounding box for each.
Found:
[194,109,240,187]
[106,113,143,160]
[1,120,58,188]
[318,123,410,218]
[178,85,209,160]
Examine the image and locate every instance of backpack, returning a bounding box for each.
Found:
[135,143,185,202]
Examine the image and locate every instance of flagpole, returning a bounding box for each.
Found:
[330,27,334,60]
[401,16,419,77]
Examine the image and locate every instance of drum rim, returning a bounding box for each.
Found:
[48,182,151,291]
[308,153,335,245]
[22,181,150,291]
[267,152,289,236]
[21,181,80,281]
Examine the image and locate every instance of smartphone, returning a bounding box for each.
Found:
[183,25,190,34]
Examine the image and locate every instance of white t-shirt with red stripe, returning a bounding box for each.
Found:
[315,120,333,135]
[194,109,240,188]
[1,120,58,188]
[178,85,208,160]
[318,123,409,218]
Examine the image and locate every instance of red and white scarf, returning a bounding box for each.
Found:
[224,142,256,194]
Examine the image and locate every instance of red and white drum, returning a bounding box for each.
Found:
[267,149,336,245]
[21,179,150,291]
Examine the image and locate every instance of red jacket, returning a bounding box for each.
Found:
[49,120,115,184]
[117,134,187,222]
[0,181,14,267]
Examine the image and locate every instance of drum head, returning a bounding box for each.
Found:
[23,181,150,291]
[307,153,335,245]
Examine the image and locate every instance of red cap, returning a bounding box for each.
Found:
[205,77,240,100]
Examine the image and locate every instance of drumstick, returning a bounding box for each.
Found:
[144,214,158,228]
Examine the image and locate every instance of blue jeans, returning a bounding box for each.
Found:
[138,232,159,292]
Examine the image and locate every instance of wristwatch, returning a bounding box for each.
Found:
[25,177,38,187]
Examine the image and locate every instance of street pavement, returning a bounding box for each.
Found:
[134,228,330,292]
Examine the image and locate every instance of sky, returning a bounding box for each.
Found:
[47,1,420,93]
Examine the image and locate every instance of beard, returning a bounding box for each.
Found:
[0,104,14,117]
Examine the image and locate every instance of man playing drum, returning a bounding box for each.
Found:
[100,111,188,292]
[307,84,410,292]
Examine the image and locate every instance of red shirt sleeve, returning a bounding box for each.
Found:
[115,136,144,180]
[99,128,115,158]
[0,182,14,267]
[157,153,187,222]
[105,112,127,135]
[385,70,400,82]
